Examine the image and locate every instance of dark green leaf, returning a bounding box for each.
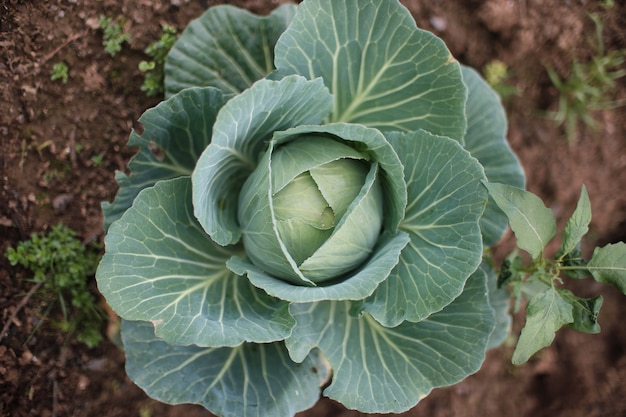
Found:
[497,252,524,288]
[566,291,602,334]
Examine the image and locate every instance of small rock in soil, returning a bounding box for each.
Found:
[52,193,73,213]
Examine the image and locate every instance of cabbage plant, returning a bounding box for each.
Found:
[96,1,624,416]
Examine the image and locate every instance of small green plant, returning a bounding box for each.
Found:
[547,13,626,142]
[139,24,178,97]
[487,183,626,364]
[91,153,104,167]
[601,0,614,8]
[5,224,104,348]
[50,62,69,84]
[483,59,519,100]
[98,15,131,57]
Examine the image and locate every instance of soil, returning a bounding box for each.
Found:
[1,0,625,416]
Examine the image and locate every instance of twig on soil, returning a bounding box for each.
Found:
[68,125,77,168]
[518,0,527,19]
[0,278,47,344]
[40,31,87,65]
[52,378,59,417]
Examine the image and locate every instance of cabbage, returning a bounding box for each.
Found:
[96,1,526,416]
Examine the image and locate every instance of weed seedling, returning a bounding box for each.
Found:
[98,15,131,57]
[5,224,105,348]
[91,153,104,167]
[483,59,519,100]
[139,24,178,97]
[51,62,69,84]
[547,13,626,142]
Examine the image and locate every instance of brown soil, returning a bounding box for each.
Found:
[1,0,625,416]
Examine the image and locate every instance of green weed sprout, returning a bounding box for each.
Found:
[547,13,626,142]
[5,224,104,348]
[601,0,614,8]
[98,15,131,57]
[51,62,69,84]
[483,59,519,100]
[139,24,179,97]
[91,153,104,167]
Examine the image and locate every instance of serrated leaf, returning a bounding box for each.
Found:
[97,177,294,347]
[558,185,591,258]
[512,286,574,365]
[285,270,494,413]
[164,3,296,97]
[192,76,333,246]
[363,130,488,326]
[460,66,525,245]
[102,87,230,231]
[484,183,556,260]
[587,242,626,294]
[274,0,467,139]
[122,320,329,417]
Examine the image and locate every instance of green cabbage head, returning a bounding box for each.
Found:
[239,135,384,284]
[96,1,525,416]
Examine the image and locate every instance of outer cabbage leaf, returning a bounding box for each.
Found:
[285,268,494,413]
[461,66,525,245]
[102,87,230,231]
[482,261,512,349]
[363,130,488,326]
[97,177,294,347]
[192,75,333,246]
[122,320,330,417]
[274,0,467,139]
[164,3,296,97]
